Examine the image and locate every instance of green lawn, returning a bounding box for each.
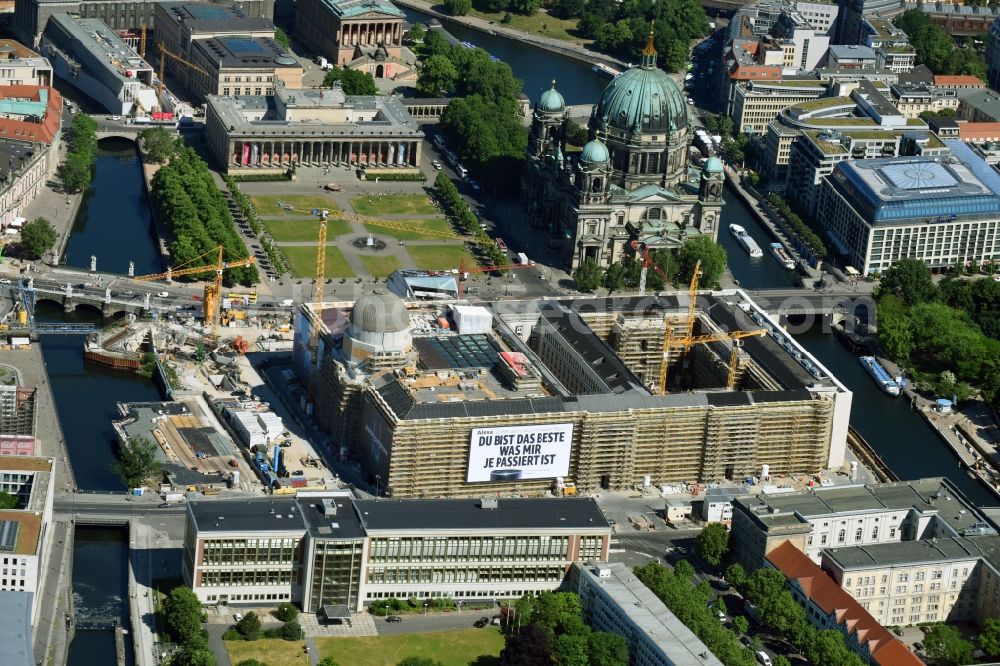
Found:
[317,628,503,666]
[405,244,478,272]
[249,194,340,217]
[350,194,439,216]
[280,245,355,278]
[359,254,402,277]
[440,5,583,43]
[362,217,457,241]
[263,219,351,243]
[227,639,310,666]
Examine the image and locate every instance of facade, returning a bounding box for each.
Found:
[933,75,985,91]
[732,78,829,134]
[889,82,959,118]
[766,542,924,666]
[860,17,914,74]
[14,0,273,48]
[701,488,737,526]
[0,456,55,625]
[297,292,853,500]
[0,41,51,86]
[186,36,301,102]
[826,44,877,71]
[521,38,722,271]
[990,17,1000,92]
[294,0,403,74]
[817,139,1000,273]
[765,9,831,71]
[0,386,36,456]
[958,88,1000,123]
[183,494,612,611]
[41,15,157,115]
[731,477,986,570]
[204,86,423,173]
[574,562,724,666]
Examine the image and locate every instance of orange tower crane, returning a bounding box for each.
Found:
[139,24,147,58]
[134,245,255,334]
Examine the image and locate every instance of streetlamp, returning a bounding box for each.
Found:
[374,474,381,498]
[423,602,428,615]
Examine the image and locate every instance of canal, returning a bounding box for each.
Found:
[61,139,161,276]
[68,526,133,666]
[717,188,800,290]
[403,7,607,105]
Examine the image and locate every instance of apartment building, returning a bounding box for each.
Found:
[574,562,724,666]
[0,41,51,86]
[817,139,1000,274]
[827,45,877,71]
[731,477,985,570]
[890,83,960,118]
[767,542,924,666]
[860,17,915,74]
[184,494,612,611]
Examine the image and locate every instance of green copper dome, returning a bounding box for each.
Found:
[704,156,724,173]
[593,33,687,135]
[580,137,609,164]
[537,81,565,113]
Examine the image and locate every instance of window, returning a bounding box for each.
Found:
[890,527,897,538]
[255,88,262,95]
[837,529,846,544]
[855,527,863,541]
[872,526,879,539]
[223,88,230,96]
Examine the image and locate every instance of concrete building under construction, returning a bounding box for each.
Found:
[293,291,853,498]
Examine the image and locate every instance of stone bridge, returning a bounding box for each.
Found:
[95,129,140,142]
[748,288,876,323]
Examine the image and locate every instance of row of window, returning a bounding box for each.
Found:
[366,565,567,585]
[221,87,272,96]
[205,593,290,602]
[368,536,571,562]
[222,75,273,84]
[199,569,295,587]
[201,539,299,565]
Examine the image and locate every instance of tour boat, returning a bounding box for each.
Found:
[859,356,901,396]
[729,224,763,258]
[769,243,796,270]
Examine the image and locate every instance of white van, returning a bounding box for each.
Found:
[456,164,468,179]
[755,651,772,666]
[280,298,294,307]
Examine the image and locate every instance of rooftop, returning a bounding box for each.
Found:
[933,75,985,88]
[189,498,305,533]
[298,493,366,540]
[823,536,988,569]
[829,44,877,61]
[0,512,40,555]
[354,497,610,533]
[192,36,299,69]
[48,15,152,81]
[318,0,403,19]
[0,456,51,473]
[577,562,724,666]
[767,543,923,666]
[0,592,34,666]
[0,86,60,145]
[158,2,275,33]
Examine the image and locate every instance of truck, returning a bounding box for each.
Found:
[515,252,530,265]
[316,56,328,68]
[162,492,184,503]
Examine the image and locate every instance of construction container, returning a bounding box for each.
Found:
[452,305,492,335]
[290,477,308,488]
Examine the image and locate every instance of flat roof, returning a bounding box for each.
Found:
[0,512,40,555]
[0,456,50,473]
[0,592,33,666]
[192,36,299,69]
[298,495,366,540]
[354,497,611,533]
[158,2,275,33]
[829,44,877,60]
[317,0,404,19]
[578,562,723,666]
[824,536,986,569]
[189,498,305,533]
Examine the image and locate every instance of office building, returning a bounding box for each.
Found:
[701,488,738,526]
[731,477,987,570]
[0,456,55,625]
[183,494,612,610]
[294,0,407,80]
[729,0,839,41]
[767,542,924,666]
[724,39,784,116]
[817,139,1000,274]
[186,36,302,102]
[521,40,723,271]
[827,45,877,71]
[732,78,829,133]
[14,0,273,50]
[934,75,985,91]
[889,82,960,118]
[204,86,423,174]
[0,386,36,457]
[838,0,906,44]
[41,15,157,115]
[574,562,724,666]
[859,17,915,73]
[296,290,852,500]
[765,9,831,71]
[959,88,1000,122]
[0,592,34,666]
[0,41,51,86]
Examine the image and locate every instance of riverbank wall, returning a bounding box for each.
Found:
[141,162,173,272]
[395,0,628,69]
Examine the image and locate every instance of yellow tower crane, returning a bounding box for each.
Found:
[134,245,255,335]
[156,43,209,102]
[313,218,328,311]
[140,24,147,58]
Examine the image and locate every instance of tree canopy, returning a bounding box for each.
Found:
[274,27,290,49]
[164,587,205,645]
[695,523,730,566]
[112,436,163,490]
[978,617,1000,657]
[60,114,98,192]
[678,235,727,288]
[19,217,57,260]
[443,0,471,14]
[573,259,604,292]
[322,67,378,95]
[877,258,937,306]
[895,10,986,77]
[139,127,180,164]
[417,55,459,96]
[924,624,974,665]
[0,491,16,510]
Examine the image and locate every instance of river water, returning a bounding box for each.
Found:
[61,139,161,276]
[403,7,607,105]
[67,526,133,666]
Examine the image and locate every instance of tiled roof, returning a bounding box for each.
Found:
[933,75,985,87]
[766,542,924,666]
[0,86,60,145]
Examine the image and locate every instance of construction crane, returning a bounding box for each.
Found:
[156,43,209,100]
[312,217,328,311]
[134,245,255,335]
[631,240,670,296]
[139,24,147,58]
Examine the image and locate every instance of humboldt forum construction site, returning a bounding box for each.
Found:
[292,284,853,499]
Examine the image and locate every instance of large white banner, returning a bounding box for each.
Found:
[467,423,573,483]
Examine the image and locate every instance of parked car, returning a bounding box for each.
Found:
[159,502,171,508]
[913,642,924,652]
[386,615,402,623]
[755,651,772,666]
[233,612,243,622]
[474,616,490,628]
[432,160,443,170]
[892,627,903,636]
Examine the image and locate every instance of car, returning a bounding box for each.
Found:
[717,610,726,620]
[123,289,134,295]
[432,160,443,170]
[386,615,402,622]
[717,579,731,590]
[159,502,171,508]
[892,627,903,636]
[913,642,924,651]
[0,278,10,285]
[157,291,170,297]
[755,651,772,666]
[474,616,490,628]
[108,115,122,121]
[234,612,244,623]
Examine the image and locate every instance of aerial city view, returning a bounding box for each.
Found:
[0,0,996,663]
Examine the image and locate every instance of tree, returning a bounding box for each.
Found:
[404,23,426,43]
[60,150,93,192]
[235,612,262,640]
[397,659,443,666]
[725,563,747,589]
[318,659,341,666]
[589,632,629,666]
[744,568,787,609]
[274,27,290,48]
[603,262,627,294]
[552,633,589,666]
[572,259,604,292]
[732,616,749,636]
[112,436,163,490]
[278,620,303,640]
[678,235,727,287]
[564,119,589,147]
[235,661,268,666]
[550,0,586,18]
[695,523,730,566]
[924,624,974,665]
[139,127,178,164]
[877,257,936,305]
[531,592,586,636]
[19,217,57,260]
[164,587,204,644]
[173,645,217,666]
[979,617,1000,657]
[0,491,16,509]
[422,30,450,56]
[275,602,298,622]
[417,55,459,96]
[443,0,471,14]
[500,623,553,665]
[322,67,378,95]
